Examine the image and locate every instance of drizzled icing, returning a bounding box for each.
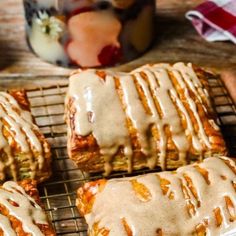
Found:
[82,157,236,236]
[0,92,44,181]
[0,215,16,236]
[68,63,220,175]
[0,181,48,235]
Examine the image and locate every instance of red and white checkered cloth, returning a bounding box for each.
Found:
[186,0,236,43]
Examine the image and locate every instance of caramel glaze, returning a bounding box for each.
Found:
[77,156,236,236]
[67,62,226,175]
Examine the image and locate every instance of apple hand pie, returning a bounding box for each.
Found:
[66,62,227,175]
[77,156,236,236]
[0,90,51,183]
[0,180,55,236]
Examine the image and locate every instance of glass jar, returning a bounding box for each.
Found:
[23,0,155,68]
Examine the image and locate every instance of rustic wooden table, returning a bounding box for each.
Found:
[1,0,236,102]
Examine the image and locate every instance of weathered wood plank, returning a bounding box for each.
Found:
[0,0,235,101]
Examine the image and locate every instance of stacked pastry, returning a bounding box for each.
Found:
[0,91,54,235]
[65,62,236,235]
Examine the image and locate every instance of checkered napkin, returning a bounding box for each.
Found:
[186,0,236,44]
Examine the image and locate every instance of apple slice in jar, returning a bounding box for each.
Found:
[67,11,122,67]
[29,11,69,65]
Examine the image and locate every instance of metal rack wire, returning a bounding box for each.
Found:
[25,76,236,235]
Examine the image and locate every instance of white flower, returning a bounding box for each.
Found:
[35,11,65,40]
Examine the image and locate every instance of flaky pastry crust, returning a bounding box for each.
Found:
[66,63,227,175]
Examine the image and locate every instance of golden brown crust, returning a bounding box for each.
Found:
[77,179,107,216]
[0,90,51,183]
[8,90,31,111]
[66,64,227,174]
[0,180,55,236]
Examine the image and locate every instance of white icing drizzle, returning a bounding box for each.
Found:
[0,214,16,236]
[174,63,220,133]
[143,68,189,165]
[68,63,219,174]
[119,74,153,157]
[0,92,44,181]
[0,181,48,236]
[84,157,236,236]
[69,71,132,175]
[170,69,203,151]
[173,63,211,107]
[170,65,211,148]
[133,72,163,168]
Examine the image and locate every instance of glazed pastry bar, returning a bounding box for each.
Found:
[65,62,227,175]
[0,90,51,183]
[77,156,236,236]
[0,180,55,236]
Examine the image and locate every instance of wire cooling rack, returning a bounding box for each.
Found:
[23,75,236,236]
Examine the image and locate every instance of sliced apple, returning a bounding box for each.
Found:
[67,11,121,67]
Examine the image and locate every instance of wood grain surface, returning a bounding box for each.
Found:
[0,0,235,102]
